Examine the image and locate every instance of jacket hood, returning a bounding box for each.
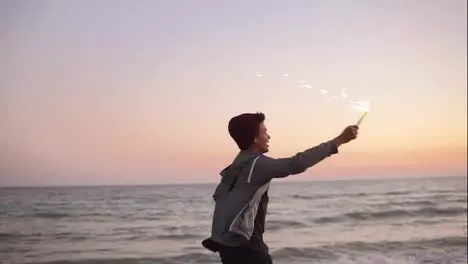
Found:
[220,150,259,177]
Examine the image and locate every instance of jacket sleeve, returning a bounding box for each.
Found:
[249,140,339,185]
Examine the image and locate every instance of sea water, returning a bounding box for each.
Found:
[1,176,466,264]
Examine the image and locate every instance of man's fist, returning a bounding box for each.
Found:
[333,125,359,147]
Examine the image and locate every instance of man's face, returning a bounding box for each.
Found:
[253,122,271,153]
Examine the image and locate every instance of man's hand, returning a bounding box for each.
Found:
[333,125,359,147]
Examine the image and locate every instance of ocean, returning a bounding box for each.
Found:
[1,176,467,264]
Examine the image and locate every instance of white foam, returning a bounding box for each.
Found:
[333,255,419,264]
[276,253,468,264]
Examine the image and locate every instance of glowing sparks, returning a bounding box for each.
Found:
[341,91,348,99]
[350,100,370,112]
[253,72,371,117]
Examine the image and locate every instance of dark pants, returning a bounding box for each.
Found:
[218,245,273,264]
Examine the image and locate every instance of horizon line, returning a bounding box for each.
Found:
[1,175,466,189]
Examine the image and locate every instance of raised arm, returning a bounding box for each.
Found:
[249,125,359,185]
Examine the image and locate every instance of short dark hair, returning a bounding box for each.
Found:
[228,112,265,150]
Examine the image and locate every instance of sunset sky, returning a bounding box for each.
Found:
[2,0,467,186]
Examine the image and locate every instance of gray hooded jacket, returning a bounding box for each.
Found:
[204,140,339,248]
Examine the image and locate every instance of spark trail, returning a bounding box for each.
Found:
[255,72,370,125]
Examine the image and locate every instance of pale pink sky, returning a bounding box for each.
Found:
[2,0,467,186]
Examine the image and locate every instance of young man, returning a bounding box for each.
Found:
[202,112,359,264]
